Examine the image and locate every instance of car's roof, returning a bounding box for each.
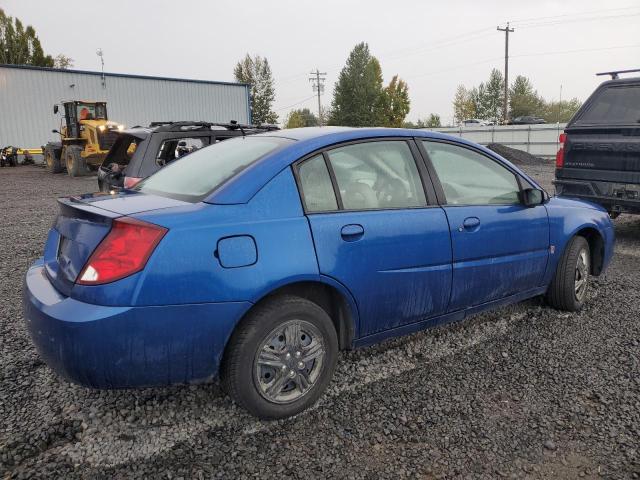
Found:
[207,127,537,205]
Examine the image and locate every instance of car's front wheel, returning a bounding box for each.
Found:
[221,295,338,419]
[546,236,590,311]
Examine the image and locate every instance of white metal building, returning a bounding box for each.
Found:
[0,64,251,150]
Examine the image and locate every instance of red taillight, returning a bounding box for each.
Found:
[556,133,566,168]
[124,176,143,189]
[77,217,167,285]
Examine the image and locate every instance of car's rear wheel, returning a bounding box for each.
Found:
[546,236,590,311]
[221,295,338,419]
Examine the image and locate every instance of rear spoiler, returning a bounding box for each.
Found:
[58,196,120,223]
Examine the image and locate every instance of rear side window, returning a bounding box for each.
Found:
[137,136,291,202]
[156,137,210,166]
[574,85,640,125]
[297,155,338,212]
[326,141,427,210]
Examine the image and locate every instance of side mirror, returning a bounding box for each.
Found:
[520,188,545,207]
[53,105,59,114]
[51,129,59,134]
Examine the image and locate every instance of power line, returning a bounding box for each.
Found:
[275,95,316,112]
[516,12,640,29]
[309,69,327,126]
[510,5,640,26]
[497,22,514,123]
[406,43,640,81]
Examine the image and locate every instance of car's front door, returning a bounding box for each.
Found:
[295,139,452,337]
[418,140,550,311]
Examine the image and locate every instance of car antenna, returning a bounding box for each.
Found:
[232,120,245,137]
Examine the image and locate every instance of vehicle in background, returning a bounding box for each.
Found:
[554,69,640,217]
[0,146,18,167]
[508,116,547,125]
[97,121,279,191]
[44,101,124,177]
[461,119,492,127]
[24,127,614,419]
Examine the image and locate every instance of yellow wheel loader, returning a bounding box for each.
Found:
[44,101,124,176]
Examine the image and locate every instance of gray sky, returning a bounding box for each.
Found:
[3,0,638,124]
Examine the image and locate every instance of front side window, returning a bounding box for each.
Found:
[77,103,106,121]
[326,141,426,210]
[137,136,291,202]
[422,141,520,205]
[297,155,338,212]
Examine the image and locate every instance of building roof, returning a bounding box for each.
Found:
[0,63,249,88]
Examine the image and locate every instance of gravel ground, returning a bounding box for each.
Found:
[1,164,639,479]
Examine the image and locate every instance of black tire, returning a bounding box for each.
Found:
[65,146,89,177]
[221,295,338,419]
[546,236,590,311]
[44,145,63,173]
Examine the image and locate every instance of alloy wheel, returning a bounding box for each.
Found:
[574,248,589,302]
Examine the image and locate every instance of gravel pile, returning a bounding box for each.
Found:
[1,166,639,479]
[487,143,550,167]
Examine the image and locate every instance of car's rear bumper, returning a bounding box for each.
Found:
[554,177,640,214]
[23,259,250,388]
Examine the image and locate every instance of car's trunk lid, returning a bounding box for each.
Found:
[44,192,188,295]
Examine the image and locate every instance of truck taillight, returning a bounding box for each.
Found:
[124,176,143,189]
[77,217,167,285]
[556,133,566,168]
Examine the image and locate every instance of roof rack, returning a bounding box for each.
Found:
[148,120,280,132]
[596,68,640,79]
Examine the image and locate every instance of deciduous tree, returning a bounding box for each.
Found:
[379,75,411,127]
[284,108,318,128]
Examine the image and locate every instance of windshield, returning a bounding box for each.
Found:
[573,85,640,126]
[136,136,291,202]
[77,103,107,121]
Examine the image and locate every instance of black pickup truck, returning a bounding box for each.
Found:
[554,71,640,216]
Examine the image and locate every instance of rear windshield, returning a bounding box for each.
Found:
[135,136,291,202]
[573,85,640,126]
[103,134,147,168]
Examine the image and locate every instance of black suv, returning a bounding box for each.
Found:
[554,70,640,216]
[97,121,278,191]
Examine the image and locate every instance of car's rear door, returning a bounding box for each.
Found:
[418,140,549,311]
[295,139,452,337]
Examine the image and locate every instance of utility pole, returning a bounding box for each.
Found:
[309,69,326,126]
[497,22,514,124]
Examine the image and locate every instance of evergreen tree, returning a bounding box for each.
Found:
[0,9,55,67]
[234,54,278,124]
[329,42,384,126]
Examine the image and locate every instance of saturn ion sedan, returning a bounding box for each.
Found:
[24,127,614,419]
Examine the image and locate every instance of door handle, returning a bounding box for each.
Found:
[461,217,481,230]
[341,224,364,241]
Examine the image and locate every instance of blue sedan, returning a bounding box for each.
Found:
[24,127,614,418]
